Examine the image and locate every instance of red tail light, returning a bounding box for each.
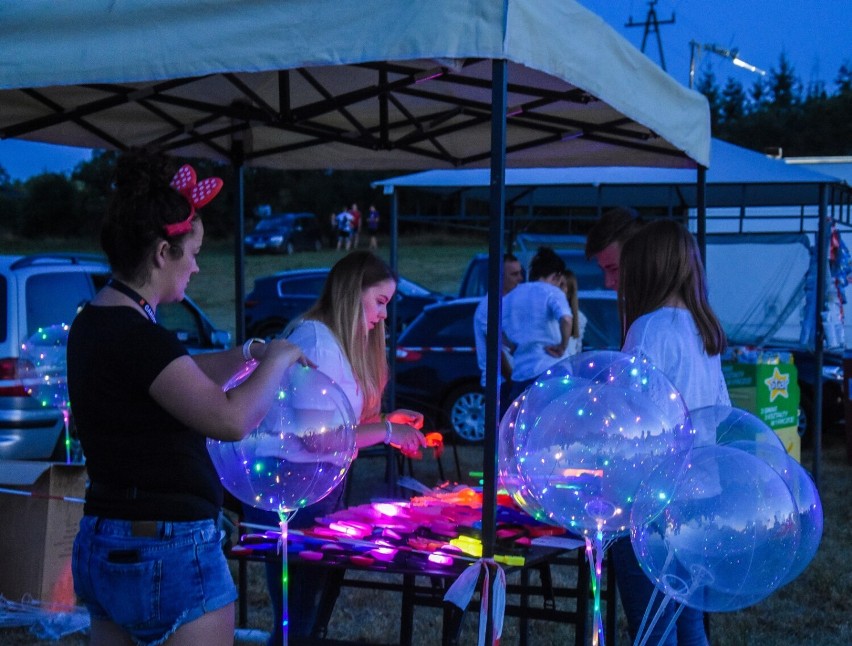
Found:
[0,357,17,380]
[0,357,28,396]
[395,348,423,362]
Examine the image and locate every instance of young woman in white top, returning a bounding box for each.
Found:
[614,218,730,646]
[250,250,427,642]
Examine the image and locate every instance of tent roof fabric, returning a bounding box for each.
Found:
[0,0,709,169]
[372,139,852,212]
[373,139,842,189]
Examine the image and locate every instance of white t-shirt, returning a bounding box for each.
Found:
[285,319,364,421]
[473,295,513,387]
[502,281,573,382]
[622,307,730,411]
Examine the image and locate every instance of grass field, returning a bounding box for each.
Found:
[2,235,851,645]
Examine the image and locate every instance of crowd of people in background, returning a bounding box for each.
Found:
[332,202,380,250]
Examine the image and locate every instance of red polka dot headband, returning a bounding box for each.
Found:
[164,164,224,237]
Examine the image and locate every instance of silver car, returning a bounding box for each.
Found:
[0,253,231,460]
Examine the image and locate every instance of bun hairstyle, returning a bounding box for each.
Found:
[100,150,192,281]
[529,246,566,281]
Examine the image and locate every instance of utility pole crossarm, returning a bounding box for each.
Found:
[625,1,675,71]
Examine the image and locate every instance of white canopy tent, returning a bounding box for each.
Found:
[0,0,716,607]
[0,0,708,169]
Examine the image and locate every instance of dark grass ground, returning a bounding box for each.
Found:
[3,433,852,645]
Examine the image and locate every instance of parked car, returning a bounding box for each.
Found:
[0,253,231,461]
[458,247,605,298]
[393,291,620,443]
[787,347,844,439]
[244,267,450,339]
[244,212,323,254]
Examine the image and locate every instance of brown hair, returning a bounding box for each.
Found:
[618,219,726,356]
[100,150,194,282]
[529,246,565,281]
[303,251,398,421]
[585,207,643,259]
[560,269,581,338]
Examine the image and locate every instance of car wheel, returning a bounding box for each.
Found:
[444,385,485,443]
[285,241,295,255]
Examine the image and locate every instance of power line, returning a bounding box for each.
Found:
[625,0,675,70]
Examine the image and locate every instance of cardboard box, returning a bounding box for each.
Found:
[0,460,87,605]
[722,360,801,461]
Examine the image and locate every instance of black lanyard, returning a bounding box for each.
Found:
[107,278,157,324]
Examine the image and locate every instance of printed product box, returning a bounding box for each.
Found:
[722,357,801,462]
[0,461,87,605]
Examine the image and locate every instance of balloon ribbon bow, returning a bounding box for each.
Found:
[444,557,506,646]
[165,164,224,237]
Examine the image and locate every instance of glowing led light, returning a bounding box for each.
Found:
[369,547,398,562]
[373,502,402,516]
[428,553,454,567]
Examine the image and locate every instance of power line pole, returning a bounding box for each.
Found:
[625,0,675,70]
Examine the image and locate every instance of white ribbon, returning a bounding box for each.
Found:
[443,558,506,646]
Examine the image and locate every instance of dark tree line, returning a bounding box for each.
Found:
[0,151,396,240]
[696,52,852,157]
[1,52,850,239]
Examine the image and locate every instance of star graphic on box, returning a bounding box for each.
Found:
[764,367,791,402]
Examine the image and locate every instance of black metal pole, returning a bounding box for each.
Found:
[813,183,828,488]
[232,146,246,344]
[388,189,399,409]
[482,58,508,645]
[697,164,707,264]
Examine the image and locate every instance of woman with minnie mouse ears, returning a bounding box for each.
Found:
[67,150,309,646]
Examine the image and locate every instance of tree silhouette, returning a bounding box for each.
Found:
[767,52,800,108]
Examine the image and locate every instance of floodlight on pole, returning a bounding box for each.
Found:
[688,40,767,89]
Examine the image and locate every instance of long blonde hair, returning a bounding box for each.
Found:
[561,269,581,339]
[302,251,397,421]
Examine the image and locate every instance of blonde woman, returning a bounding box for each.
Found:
[249,250,427,642]
[558,268,587,356]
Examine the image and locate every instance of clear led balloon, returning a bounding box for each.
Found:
[19,323,76,462]
[516,352,693,540]
[552,350,692,429]
[207,362,357,515]
[690,404,786,451]
[631,445,800,613]
[498,389,555,524]
[727,441,822,587]
[19,323,71,411]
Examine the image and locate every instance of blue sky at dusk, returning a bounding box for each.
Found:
[1,0,849,181]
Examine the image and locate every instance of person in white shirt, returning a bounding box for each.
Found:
[613,218,730,646]
[502,246,573,402]
[249,251,427,642]
[473,253,524,414]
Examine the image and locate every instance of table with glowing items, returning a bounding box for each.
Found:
[228,483,617,646]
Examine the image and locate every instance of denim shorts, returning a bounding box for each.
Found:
[72,515,237,646]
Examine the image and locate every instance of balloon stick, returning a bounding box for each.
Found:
[62,407,71,464]
[278,512,289,646]
[585,531,606,646]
